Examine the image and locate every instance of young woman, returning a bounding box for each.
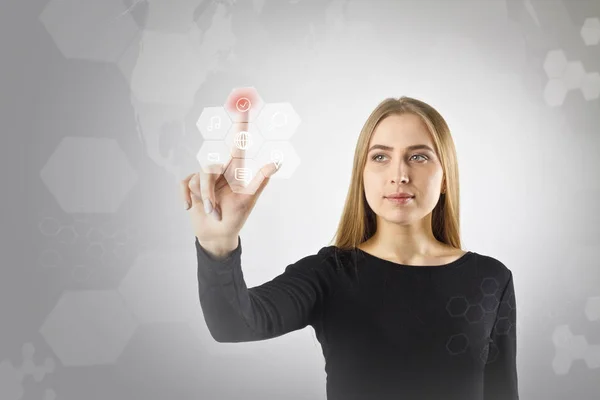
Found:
[181,96,519,400]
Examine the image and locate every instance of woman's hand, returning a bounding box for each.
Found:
[180,117,281,248]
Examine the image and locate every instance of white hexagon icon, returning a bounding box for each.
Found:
[39,0,139,62]
[562,61,586,90]
[543,49,568,79]
[197,141,231,174]
[40,137,138,214]
[197,106,232,140]
[543,79,567,107]
[581,72,600,100]
[254,141,301,180]
[224,122,265,159]
[256,102,302,140]
[580,17,600,46]
[40,290,138,366]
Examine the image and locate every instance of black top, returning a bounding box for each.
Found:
[196,236,519,400]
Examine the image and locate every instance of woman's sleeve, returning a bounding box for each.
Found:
[196,236,334,343]
[484,269,519,399]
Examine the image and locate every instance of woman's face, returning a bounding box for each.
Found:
[363,113,445,225]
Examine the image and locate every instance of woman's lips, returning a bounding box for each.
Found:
[386,196,414,204]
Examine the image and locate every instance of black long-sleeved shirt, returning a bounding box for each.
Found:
[196,236,519,400]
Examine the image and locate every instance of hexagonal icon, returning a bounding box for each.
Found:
[480,294,499,313]
[543,49,568,79]
[446,333,469,355]
[254,141,301,180]
[543,79,567,107]
[580,72,600,100]
[580,17,600,46]
[222,158,271,195]
[446,296,469,317]
[197,106,232,139]
[38,217,61,237]
[39,0,139,62]
[118,250,203,324]
[224,86,265,123]
[562,61,586,90]
[224,122,265,159]
[56,226,78,245]
[584,296,600,322]
[479,277,499,295]
[255,102,301,140]
[40,137,138,214]
[197,141,230,175]
[39,290,138,366]
[465,304,485,324]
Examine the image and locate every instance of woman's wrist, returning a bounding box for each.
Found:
[197,236,239,261]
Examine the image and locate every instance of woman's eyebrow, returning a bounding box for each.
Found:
[367,144,435,153]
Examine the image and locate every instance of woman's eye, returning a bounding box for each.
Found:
[371,154,428,162]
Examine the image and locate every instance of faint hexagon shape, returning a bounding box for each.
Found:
[552,324,574,349]
[120,30,213,108]
[446,333,469,355]
[446,296,469,317]
[543,49,568,78]
[480,277,499,295]
[39,0,139,62]
[38,249,63,268]
[544,79,567,107]
[584,296,600,321]
[86,242,106,260]
[562,61,586,90]
[40,137,138,214]
[493,317,511,336]
[486,340,500,364]
[224,123,265,159]
[56,226,78,245]
[118,250,200,323]
[507,291,516,310]
[254,140,301,180]
[71,264,94,282]
[39,217,61,237]
[481,294,499,313]
[86,227,106,244]
[552,349,572,375]
[224,87,265,123]
[197,141,230,174]
[255,102,301,140]
[580,17,600,46]
[0,359,24,400]
[580,72,600,100]
[222,158,267,195]
[197,106,232,139]
[40,290,138,366]
[465,304,485,324]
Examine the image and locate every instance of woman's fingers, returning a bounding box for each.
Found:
[181,172,195,210]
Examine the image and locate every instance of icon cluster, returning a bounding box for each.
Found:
[195,87,302,194]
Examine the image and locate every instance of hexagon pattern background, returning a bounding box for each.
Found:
[3,0,600,399]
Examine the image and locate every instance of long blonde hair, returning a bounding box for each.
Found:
[328,96,462,272]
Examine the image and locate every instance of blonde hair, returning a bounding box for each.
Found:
[327,96,462,272]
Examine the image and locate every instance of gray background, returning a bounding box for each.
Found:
[2,0,600,399]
